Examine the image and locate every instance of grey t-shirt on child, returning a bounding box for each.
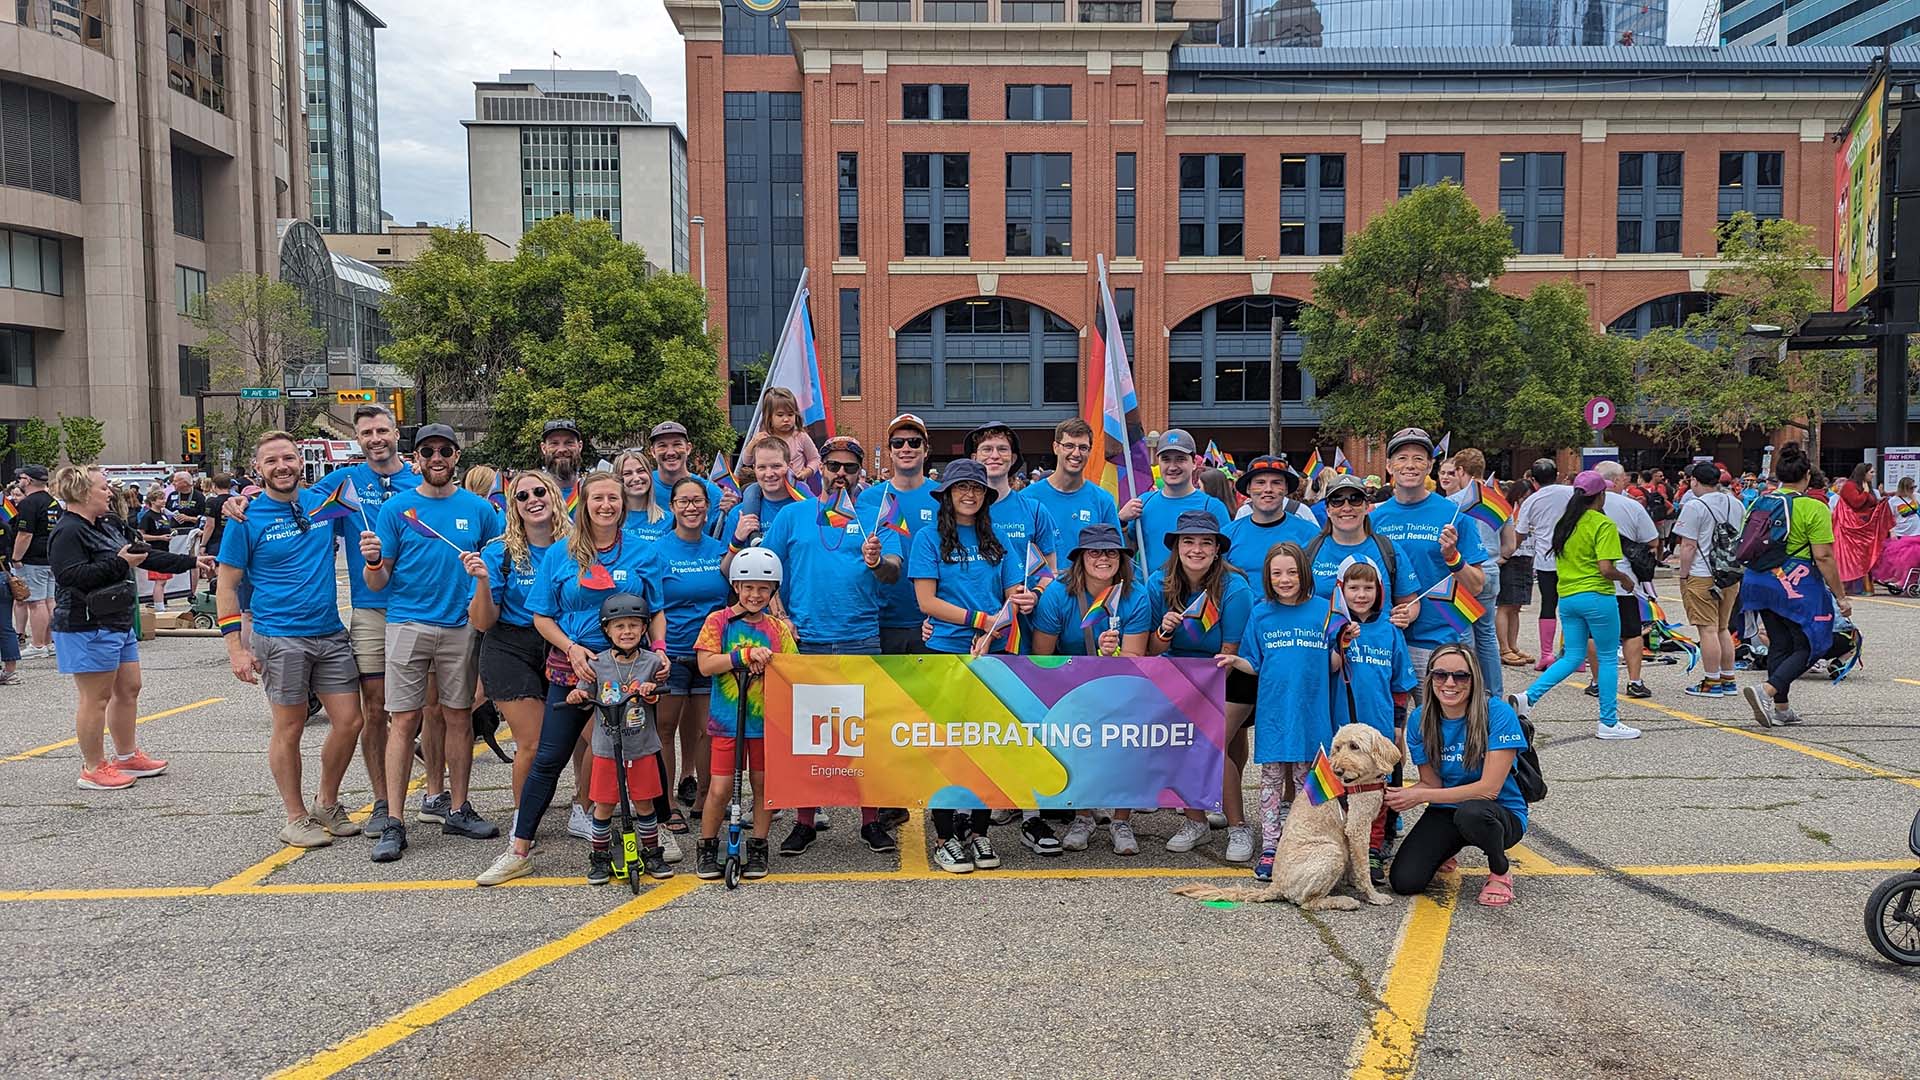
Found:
[586,648,666,761]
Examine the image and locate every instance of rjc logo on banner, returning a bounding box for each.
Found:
[791,684,865,758]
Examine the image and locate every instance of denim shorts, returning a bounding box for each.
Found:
[55,627,140,674]
[661,654,711,695]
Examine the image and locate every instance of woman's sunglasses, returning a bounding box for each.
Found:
[1430,667,1474,684]
[1326,492,1368,507]
[514,486,549,502]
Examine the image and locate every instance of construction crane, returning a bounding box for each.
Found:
[1696,0,1721,45]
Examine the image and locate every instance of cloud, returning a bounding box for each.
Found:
[372,0,688,226]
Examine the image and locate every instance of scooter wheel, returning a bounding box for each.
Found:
[627,867,642,896]
[1866,872,1920,965]
[724,857,741,890]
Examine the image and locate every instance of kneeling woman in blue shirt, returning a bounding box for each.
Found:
[1385,643,1530,907]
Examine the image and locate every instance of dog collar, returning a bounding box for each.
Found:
[1344,781,1387,794]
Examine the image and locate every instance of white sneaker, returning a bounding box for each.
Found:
[1109,821,1140,856]
[1595,720,1643,740]
[567,803,593,840]
[476,848,533,886]
[1166,818,1210,853]
[658,829,683,863]
[814,808,831,831]
[1224,824,1255,863]
[934,837,974,874]
[1204,810,1229,829]
[1061,816,1095,852]
[1506,690,1532,724]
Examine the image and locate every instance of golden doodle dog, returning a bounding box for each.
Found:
[1173,723,1401,911]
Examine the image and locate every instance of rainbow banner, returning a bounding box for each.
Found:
[763,655,1226,810]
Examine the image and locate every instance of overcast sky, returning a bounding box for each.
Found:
[373,0,1718,228]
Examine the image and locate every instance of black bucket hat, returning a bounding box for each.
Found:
[1070,523,1128,560]
[1235,454,1301,496]
[1161,509,1230,554]
[932,459,998,505]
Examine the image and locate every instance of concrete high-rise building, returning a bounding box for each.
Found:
[463,70,689,274]
[1723,0,1920,48]
[2,0,308,468]
[303,0,383,233]
[1223,0,1668,48]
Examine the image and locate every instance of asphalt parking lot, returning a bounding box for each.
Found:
[2,592,1917,1079]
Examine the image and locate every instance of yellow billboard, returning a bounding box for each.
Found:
[1835,72,1887,311]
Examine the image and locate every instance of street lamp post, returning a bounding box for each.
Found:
[690,215,708,334]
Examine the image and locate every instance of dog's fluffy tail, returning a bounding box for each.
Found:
[1170,882,1286,903]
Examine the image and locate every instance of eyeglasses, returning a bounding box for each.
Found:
[1057,442,1092,454]
[890,437,924,449]
[1326,492,1368,507]
[514,486,549,502]
[416,445,456,460]
[671,497,708,509]
[1429,668,1473,684]
[822,460,858,474]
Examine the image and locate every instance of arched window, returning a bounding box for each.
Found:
[895,296,1078,415]
[1606,292,1715,339]
[1168,296,1310,420]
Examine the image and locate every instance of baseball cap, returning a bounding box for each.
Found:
[18,464,49,482]
[1324,474,1370,500]
[1690,461,1722,486]
[820,435,864,461]
[1386,427,1434,458]
[1157,429,1198,457]
[541,418,583,440]
[647,421,690,444]
[1572,469,1607,495]
[887,413,929,438]
[415,423,460,450]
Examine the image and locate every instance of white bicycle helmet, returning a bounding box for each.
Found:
[729,546,783,584]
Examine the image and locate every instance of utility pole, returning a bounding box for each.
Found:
[1267,315,1285,457]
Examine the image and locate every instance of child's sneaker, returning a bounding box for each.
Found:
[969,834,1001,869]
[587,849,612,886]
[659,830,683,864]
[641,845,673,879]
[743,838,770,879]
[1109,820,1140,856]
[934,837,975,874]
[1020,816,1062,856]
[1254,848,1275,884]
[694,838,722,880]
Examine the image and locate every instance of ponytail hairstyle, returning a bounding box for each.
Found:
[1551,487,1602,558]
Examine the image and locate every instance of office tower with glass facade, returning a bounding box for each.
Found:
[1223,0,1668,47]
[1724,0,1920,48]
[304,0,384,233]
[464,70,689,273]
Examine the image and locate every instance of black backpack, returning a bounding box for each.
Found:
[1700,498,1744,588]
[1642,486,1673,524]
[1513,715,1548,803]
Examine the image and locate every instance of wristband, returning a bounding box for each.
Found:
[728,539,746,554]
[966,610,994,632]
[731,647,749,670]
[1445,551,1464,572]
[365,557,382,569]
[1156,627,1176,642]
[651,639,668,653]
[217,613,243,636]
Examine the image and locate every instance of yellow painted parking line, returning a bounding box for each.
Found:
[1598,690,1920,791]
[0,885,219,902]
[1615,859,1911,876]
[1852,595,1919,609]
[1,697,225,763]
[1505,842,1558,871]
[1896,678,1920,689]
[896,810,931,877]
[267,876,699,1079]
[1349,880,1458,1080]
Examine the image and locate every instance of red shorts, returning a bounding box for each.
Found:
[709,735,765,774]
[589,752,664,806]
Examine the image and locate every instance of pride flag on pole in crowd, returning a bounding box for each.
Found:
[1303,746,1347,807]
[1024,542,1055,592]
[976,597,1023,655]
[875,491,911,537]
[818,488,855,528]
[1421,574,1486,633]
[308,481,362,524]
[1180,590,1221,633]
[709,453,740,500]
[743,268,836,451]
[485,471,507,512]
[0,496,14,527]
[1203,440,1225,468]
[400,508,467,555]
[1434,432,1452,460]
[1085,255,1155,548]
[1461,479,1514,530]
[1333,448,1352,475]
[1301,449,1326,480]
[1079,584,1118,630]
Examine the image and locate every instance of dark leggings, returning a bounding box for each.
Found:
[1536,568,1560,620]
[1388,800,1525,894]
[931,809,992,842]
[514,682,670,844]
[1758,609,1813,707]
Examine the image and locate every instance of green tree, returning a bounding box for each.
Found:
[1635,212,1863,462]
[383,216,729,465]
[58,414,106,464]
[11,417,62,468]
[192,274,325,467]
[1299,183,1629,452]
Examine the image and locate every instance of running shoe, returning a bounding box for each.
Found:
[1369,849,1386,888]
[567,803,593,840]
[442,802,499,840]
[1595,720,1643,740]
[989,809,1020,827]
[312,803,362,837]
[365,799,393,839]
[1253,849,1275,884]
[1584,683,1600,698]
[743,838,770,879]
[779,821,817,857]
[587,849,613,886]
[1224,824,1255,864]
[370,823,407,863]
[694,838,722,880]
[0,671,22,686]
[277,815,333,849]
[1166,818,1210,853]
[1683,680,1720,698]
[934,837,974,874]
[1505,690,1532,725]
[969,834,1001,869]
[659,830,683,863]
[115,750,169,778]
[1020,817,1062,856]
[1061,817,1095,852]
[476,848,532,886]
[878,808,910,829]
[814,808,832,831]
[1109,821,1140,856]
[860,822,897,853]
[1742,685,1774,728]
[641,845,673,879]
[1777,708,1805,726]
[76,762,135,790]
[1625,681,1653,699]
[417,791,451,825]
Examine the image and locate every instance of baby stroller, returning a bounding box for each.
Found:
[1807,616,1864,684]
[1866,807,1920,965]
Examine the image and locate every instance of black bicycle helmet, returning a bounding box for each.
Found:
[598,592,651,633]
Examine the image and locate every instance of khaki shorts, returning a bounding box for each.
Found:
[1680,576,1740,628]
[384,621,477,713]
[348,607,387,676]
[254,632,360,707]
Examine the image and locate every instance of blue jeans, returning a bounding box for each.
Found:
[798,638,880,657]
[1524,590,1619,724]
[1469,564,1503,699]
[0,575,18,663]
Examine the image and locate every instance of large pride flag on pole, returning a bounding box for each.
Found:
[1086,255,1155,553]
[742,268,835,450]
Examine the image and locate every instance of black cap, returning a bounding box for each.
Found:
[1235,454,1300,496]
[18,464,49,482]
[415,423,459,450]
[1690,461,1722,486]
[932,459,997,505]
[1162,509,1230,554]
[963,422,1023,466]
[1070,523,1127,559]
[541,418,583,440]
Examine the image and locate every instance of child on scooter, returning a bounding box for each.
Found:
[563,593,669,885]
[694,546,799,880]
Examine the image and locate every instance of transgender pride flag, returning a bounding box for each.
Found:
[742,268,836,449]
[1084,255,1154,520]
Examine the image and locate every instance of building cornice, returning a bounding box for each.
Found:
[665,0,725,42]
[1166,91,1856,138]
[786,18,1186,74]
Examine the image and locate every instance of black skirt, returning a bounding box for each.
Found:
[479,622,549,702]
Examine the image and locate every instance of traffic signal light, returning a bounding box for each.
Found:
[184,427,202,455]
[336,389,376,404]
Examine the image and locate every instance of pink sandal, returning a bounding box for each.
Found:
[1477,871,1515,907]
[1439,858,1458,874]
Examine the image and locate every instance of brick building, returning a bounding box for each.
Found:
[666,1,1911,473]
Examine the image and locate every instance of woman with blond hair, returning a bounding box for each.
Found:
[613,449,672,542]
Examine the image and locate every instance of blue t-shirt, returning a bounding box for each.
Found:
[216,489,342,638]
[1308,534,1419,604]
[1222,512,1322,576]
[1369,494,1490,650]
[621,507,674,543]
[1335,616,1414,744]
[722,489,799,547]
[761,496,902,645]
[1030,580,1153,656]
[1242,596,1338,764]
[481,537,552,629]
[857,479,940,629]
[655,472,725,531]
[638,530,730,654]
[1024,479,1120,553]
[908,523,1021,654]
[1138,489,1234,573]
[308,462,421,610]
[528,534,654,652]
[1407,699,1530,827]
[988,487,1059,569]
[371,488,497,627]
[1144,568,1255,657]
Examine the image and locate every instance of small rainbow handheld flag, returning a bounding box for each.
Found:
[0,496,16,527]
[1024,542,1055,591]
[486,471,507,511]
[876,490,911,537]
[399,507,443,541]
[1462,480,1514,530]
[1333,448,1352,475]
[308,481,361,524]
[578,561,616,591]
[713,470,741,500]
[980,597,1023,654]
[782,476,807,503]
[1421,575,1486,633]
[1203,440,1225,468]
[1180,590,1220,633]
[562,487,581,517]
[1301,449,1326,479]
[818,488,855,528]
[1303,746,1347,807]
[1079,584,1118,630]
[1323,595,1350,647]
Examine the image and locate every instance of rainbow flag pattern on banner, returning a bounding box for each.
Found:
[1303,746,1347,807]
[1461,480,1514,530]
[763,655,1226,810]
[1421,575,1486,633]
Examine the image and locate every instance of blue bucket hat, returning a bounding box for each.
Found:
[1070,523,1128,560]
[1162,509,1229,554]
[932,459,998,505]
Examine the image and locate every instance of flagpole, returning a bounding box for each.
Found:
[741,267,812,452]
[1099,252,1154,572]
